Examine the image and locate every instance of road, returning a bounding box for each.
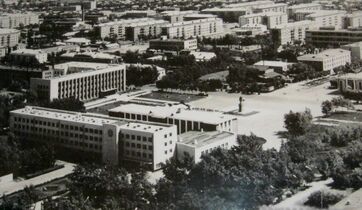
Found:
[0,160,75,196]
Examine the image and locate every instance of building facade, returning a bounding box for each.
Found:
[108,104,238,134]
[10,106,177,170]
[297,49,351,72]
[161,10,196,23]
[161,17,223,39]
[10,49,48,64]
[30,62,127,101]
[124,19,169,41]
[344,11,362,28]
[271,20,315,45]
[253,3,287,14]
[0,29,20,57]
[239,12,288,29]
[0,13,39,28]
[341,42,362,60]
[149,38,198,51]
[336,72,362,94]
[306,28,362,47]
[287,3,322,19]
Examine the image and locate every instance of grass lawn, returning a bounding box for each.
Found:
[140,91,206,103]
[327,111,362,122]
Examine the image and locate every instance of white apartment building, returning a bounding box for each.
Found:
[96,18,157,40]
[299,10,346,29]
[176,131,237,163]
[0,13,39,28]
[161,10,197,23]
[10,49,48,64]
[297,49,351,73]
[253,3,288,14]
[271,20,316,45]
[109,104,238,134]
[30,62,126,101]
[0,28,20,57]
[344,11,362,28]
[239,12,288,29]
[124,19,169,41]
[341,42,362,60]
[287,3,322,19]
[161,17,223,39]
[10,106,178,170]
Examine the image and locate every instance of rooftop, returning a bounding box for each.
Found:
[256,3,287,9]
[97,18,151,27]
[242,12,286,18]
[109,104,236,125]
[254,60,293,67]
[288,3,321,9]
[163,17,220,27]
[298,49,350,61]
[11,106,173,132]
[11,49,45,55]
[178,131,235,148]
[274,20,313,29]
[306,10,346,18]
[161,10,196,16]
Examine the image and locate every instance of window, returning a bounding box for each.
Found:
[148,145,153,150]
[164,150,167,154]
[137,136,141,141]
[164,134,167,138]
[164,142,167,146]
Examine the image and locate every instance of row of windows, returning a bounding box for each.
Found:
[121,133,152,142]
[125,150,152,159]
[200,143,229,156]
[125,142,153,150]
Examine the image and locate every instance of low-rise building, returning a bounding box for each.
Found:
[0,13,39,28]
[297,49,351,73]
[341,41,362,60]
[176,131,237,163]
[64,38,91,46]
[10,106,177,170]
[253,60,294,72]
[161,17,223,39]
[108,104,238,134]
[0,28,20,57]
[239,12,288,29]
[30,62,127,101]
[149,38,197,51]
[235,24,268,36]
[10,49,48,64]
[59,51,122,63]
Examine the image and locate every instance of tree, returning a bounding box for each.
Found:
[43,97,85,112]
[126,65,159,86]
[321,100,333,116]
[304,191,343,208]
[284,109,313,136]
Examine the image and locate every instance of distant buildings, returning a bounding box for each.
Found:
[296,10,346,29]
[64,38,91,46]
[59,51,122,63]
[10,49,48,64]
[0,28,20,57]
[124,19,169,41]
[10,106,177,170]
[108,104,238,134]
[161,17,223,39]
[239,12,288,29]
[149,38,198,52]
[0,13,39,28]
[253,60,294,73]
[287,3,322,19]
[177,131,237,163]
[161,10,197,23]
[30,62,127,101]
[297,49,351,72]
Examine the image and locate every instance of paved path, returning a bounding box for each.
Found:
[0,161,76,196]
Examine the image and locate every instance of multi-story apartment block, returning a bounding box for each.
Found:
[271,20,315,45]
[30,62,126,101]
[161,10,197,23]
[149,38,198,51]
[176,131,237,163]
[287,3,322,19]
[10,106,178,170]
[344,11,362,28]
[239,12,288,29]
[223,1,274,10]
[0,13,39,28]
[253,3,288,14]
[96,18,157,40]
[161,17,223,39]
[297,10,346,29]
[10,49,48,64]
[108,104,238,134]
[0,28,20,57]
[124,19,169,41]
[297,49,351,73]
[306,28,362,47]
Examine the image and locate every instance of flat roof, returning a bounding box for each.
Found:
[257,3,287,9]
[97,18,152,27]
[298,49,350,61]
[11,106,173,132]
[11,49,45,55]
[178,131,235,148]
[254,60,293,67]
[274,20,313,29]
[288,3,321,9]
[242,12,286,18]
[163,17,220,27]
[307,10,346,18]
[109,104,236,125]
[161,10,196,16]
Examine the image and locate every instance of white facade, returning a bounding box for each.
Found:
[109,104,238,135]
[0,29,20,57]
[344,11,362,28]
[239,12,287,29]
[176,131,237,163]
[287,3,322,19]
[10,49,48,64]
[161,17,223,39]
[304,10,346,29]
[272,20,316,45]
[297,49,351,72]
[10,106,178,170]
[341,42,362,60]
[30,62,127,101]
[0,13,39,28]
[336,72,362,94]
[253,3,288,14]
